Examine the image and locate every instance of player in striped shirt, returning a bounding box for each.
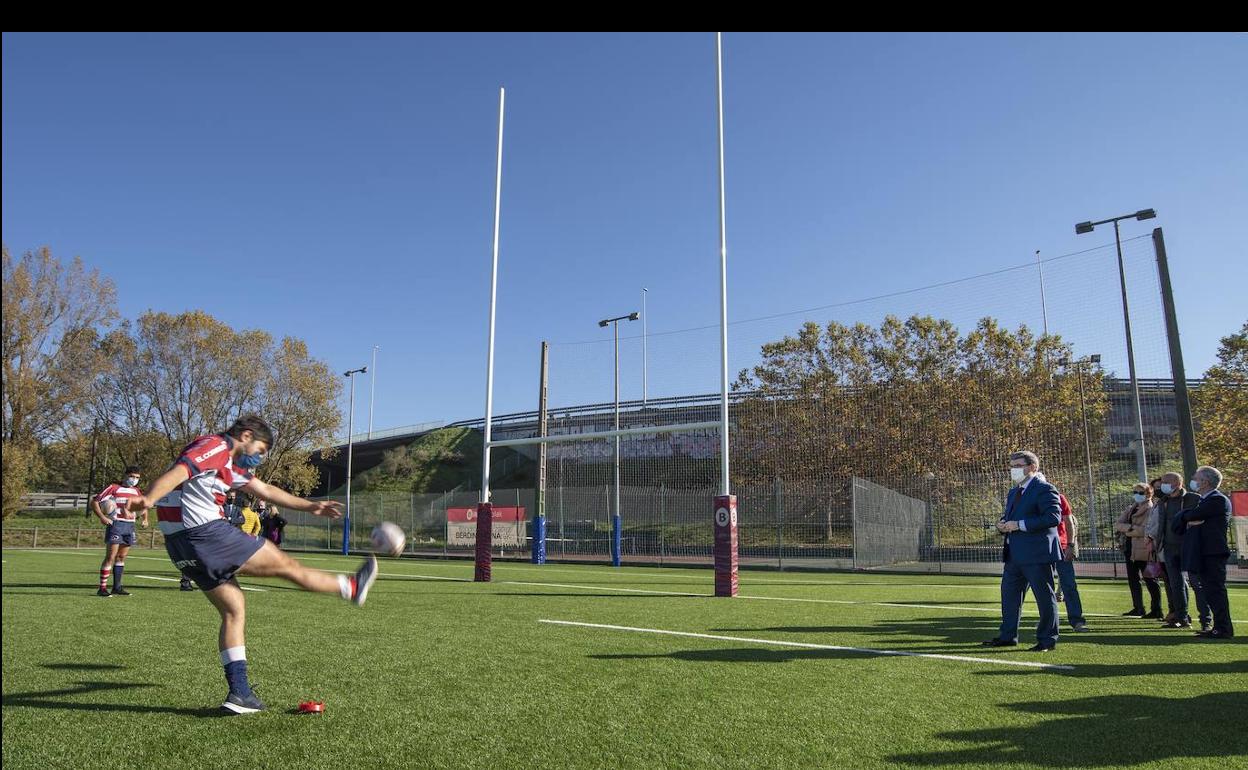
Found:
[91,466,149,596]
[127,415,377,715]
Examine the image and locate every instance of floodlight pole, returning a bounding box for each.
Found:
[1075,209,1155,483]
[599,312,639,567]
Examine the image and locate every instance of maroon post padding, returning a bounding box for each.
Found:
[474,502,493,582]
[713,494,738,597]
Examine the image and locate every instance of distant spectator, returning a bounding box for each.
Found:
[1154,471,1204,629]
[1143,479,1174,619]
[260,503,287,547]
[238,498,262,538]
[222,490,243,529]
[1053,492,1088,632]
[1114,482,1162,619]
[1174,466,1234,639]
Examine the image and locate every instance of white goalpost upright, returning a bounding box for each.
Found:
[476,86,506,582]
[711,31,738,597]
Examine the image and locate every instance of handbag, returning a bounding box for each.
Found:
[1143,560,1164,580]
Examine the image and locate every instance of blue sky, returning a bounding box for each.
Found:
[4,33,1244,432]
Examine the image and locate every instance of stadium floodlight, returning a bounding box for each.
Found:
[1075,208,1157,483]
[600,311,640,567]
[342,365,368,555]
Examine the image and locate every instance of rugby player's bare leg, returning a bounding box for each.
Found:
[237,539,342,594]
[100,542,120,572]
[204,578,247,651]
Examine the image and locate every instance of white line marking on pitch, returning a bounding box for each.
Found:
[132,574,266,591]
[539,619,1074,671]
[381,571,1129,619]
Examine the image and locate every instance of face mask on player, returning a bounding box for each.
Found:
[124,476,140,487]
[237,452,265,469]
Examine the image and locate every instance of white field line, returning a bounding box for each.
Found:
[4,549,272,591]
[538,619,1075,671]
[11,550,1241,622]
[132,574,266,592]
[373,570,1140,619]
[349,557,1176,595]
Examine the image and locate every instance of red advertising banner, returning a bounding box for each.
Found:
[447,507,525,522]
[1230,491,1248,517]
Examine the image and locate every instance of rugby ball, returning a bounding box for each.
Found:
[370,522,406,558]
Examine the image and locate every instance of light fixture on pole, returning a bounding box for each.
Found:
[599,311,640,567]
[342,365,367,555]
[1075,208,1155,482]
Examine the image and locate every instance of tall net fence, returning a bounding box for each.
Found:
[13,233,1231,574]
[514,231,1217,571]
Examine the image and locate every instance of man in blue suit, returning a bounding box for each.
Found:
[1173,465,1235,639]
[982,450,1063,652]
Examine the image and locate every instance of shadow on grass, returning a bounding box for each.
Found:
[712,615,1237,650]
[591,647,882,664]
[889,691,1248,767]
[975,657,1248,679]
[41,663,126,671]
[1,582,183,593]
[3,680,223,718]
[436,591,694,599]
[712,616,1000,646]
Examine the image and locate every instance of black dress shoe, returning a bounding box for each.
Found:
[1142,610,1163,620]
[1122,609,1145,617]
[981,638,1018,647]
[1201,630,1235,640]
[1028,643,1056,652]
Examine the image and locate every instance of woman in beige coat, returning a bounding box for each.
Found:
[1114,482,1163,618]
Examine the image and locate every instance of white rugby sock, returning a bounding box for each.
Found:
[220,646,247,665]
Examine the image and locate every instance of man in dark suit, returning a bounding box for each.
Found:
[1154,471,1204,629]
[1173,466,1234,639]
[983,451,1063,652]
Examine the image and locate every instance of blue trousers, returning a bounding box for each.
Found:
[1054,558,1085,625]
[999,560,1060,646]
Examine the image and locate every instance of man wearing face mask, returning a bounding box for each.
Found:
[91,466,149,596]
[983,451,1064,652]
[1173,466,1234,639]
[125,415,379,714]
[1154,472,1202,630]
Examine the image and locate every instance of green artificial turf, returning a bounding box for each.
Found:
[3,548,1245,769]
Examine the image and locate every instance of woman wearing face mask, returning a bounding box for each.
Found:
[91,466,149,597]
[1113,482,1163,618]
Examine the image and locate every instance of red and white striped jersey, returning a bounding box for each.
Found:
[96,483,144,522]
[156,434,255,535]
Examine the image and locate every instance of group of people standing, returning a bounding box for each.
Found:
[1115,469,1236,637]
[984,451,1235,652]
